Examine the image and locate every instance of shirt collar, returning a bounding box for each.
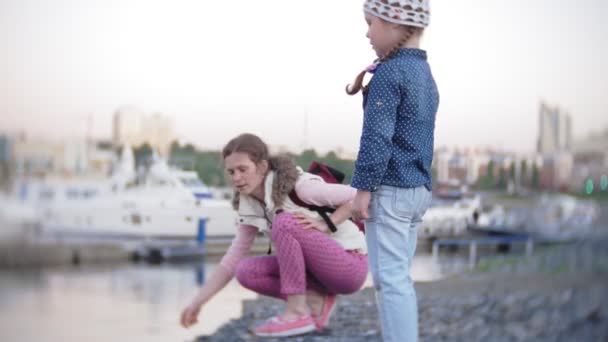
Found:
[263,170,276,209]
[394,48,427,60]
[237,171,276,216]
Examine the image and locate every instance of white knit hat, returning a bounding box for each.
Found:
[363,0,430,28]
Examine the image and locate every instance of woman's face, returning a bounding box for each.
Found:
[224,152,268,197]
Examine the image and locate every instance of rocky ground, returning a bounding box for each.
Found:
[196,241,608,341]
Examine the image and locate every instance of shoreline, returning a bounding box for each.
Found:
[195,272,608,342]
[196,241,608,341]
[0,233,271,268]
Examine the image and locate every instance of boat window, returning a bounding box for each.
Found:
[39,188,55,201]
[131,214,141,225]
[83,189,98,198]
[180,177,205,187]
[66,189,80,199]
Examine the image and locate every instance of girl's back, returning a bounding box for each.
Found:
[360,48,439,191]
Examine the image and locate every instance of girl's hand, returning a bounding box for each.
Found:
[294,212,330,233]
[180,300,202,328]
[352,191,371,221]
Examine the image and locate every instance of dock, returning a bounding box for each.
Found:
[432,234,535,270]
[130,235,270,263]
[0,230,269,267]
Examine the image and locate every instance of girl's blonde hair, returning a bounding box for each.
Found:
[345,25,420,96]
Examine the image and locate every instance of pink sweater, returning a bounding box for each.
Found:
[219,179,357,274]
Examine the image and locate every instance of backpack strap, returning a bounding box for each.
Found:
[288,189,338,233]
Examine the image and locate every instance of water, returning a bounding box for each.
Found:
[0,254,447,342]
[0,261,256,342]
[3,241,604,342]
[3,198,605,342]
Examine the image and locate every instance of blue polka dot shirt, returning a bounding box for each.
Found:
[352,48,439,192]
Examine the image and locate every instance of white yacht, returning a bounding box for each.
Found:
[420,194,481,238]
[8,146,238,241]
[529,194,600,241]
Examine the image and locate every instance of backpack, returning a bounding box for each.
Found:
[288,161,365,233]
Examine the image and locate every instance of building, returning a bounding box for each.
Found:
[535,101,577,190]
[112,106,174,156]
[570,128,608,192]
[12,136,90,177]
[466,152,490,185]
[435,148,506,186]
[87,141,116,176]
[537,102,572,155]
[7,133,117,179]
[434,147,541,191]
[113,105,143,148]
[538,152,574,191]
[0,135,12,187]
[142,113,173,156]
[12,134,64,177]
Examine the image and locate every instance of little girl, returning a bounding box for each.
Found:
[348,1,439,341]
[180,133,368,338]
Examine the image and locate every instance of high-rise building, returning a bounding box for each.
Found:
[113,105,143,147]
[112,106,174,156]
[142,113,173,156]
[537,102,572,154]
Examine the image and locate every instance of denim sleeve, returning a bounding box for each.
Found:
[351,64,400,191]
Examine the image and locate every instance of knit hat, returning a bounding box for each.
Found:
[363,0,430,28]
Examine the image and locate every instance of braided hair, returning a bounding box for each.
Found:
[345,25,418,96]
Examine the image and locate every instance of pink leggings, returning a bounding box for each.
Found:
[235,212,368,299]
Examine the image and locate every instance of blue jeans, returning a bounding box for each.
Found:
[365,185,432,342]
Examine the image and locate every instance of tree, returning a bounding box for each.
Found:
[183,144,196,154]
[169,140,181,156]
[431,166,438,189]
[509,162,516,183]
[195,151,225,186]
[531,163,540,190]
[291,149,356,184]
[498,167,508,189]
[163,143,362,188]
[520,160,528,187]
[321,151,354,184]
[295,149,318,171]
[170,141,196,170]
[478,160,495,189]
[133,143,153,168]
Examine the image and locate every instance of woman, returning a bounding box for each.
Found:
[180,133,367,338]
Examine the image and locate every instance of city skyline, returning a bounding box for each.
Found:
[1,0,607,154]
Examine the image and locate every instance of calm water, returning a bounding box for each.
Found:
[0,254,447,342]
[0,261,252,342]
[4,199,605,342]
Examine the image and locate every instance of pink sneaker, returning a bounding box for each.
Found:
[253,314,316,337]
[314,294,337,331]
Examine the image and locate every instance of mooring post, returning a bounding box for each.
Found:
[469,241,477,270]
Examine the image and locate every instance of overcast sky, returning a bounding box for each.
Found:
[1,0,607,154]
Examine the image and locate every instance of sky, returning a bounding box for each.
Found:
[0,0,607,155]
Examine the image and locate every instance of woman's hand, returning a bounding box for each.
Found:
[180,299,203,328]
[294,212,330,233]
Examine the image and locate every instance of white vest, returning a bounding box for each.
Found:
[237,169,367,253]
